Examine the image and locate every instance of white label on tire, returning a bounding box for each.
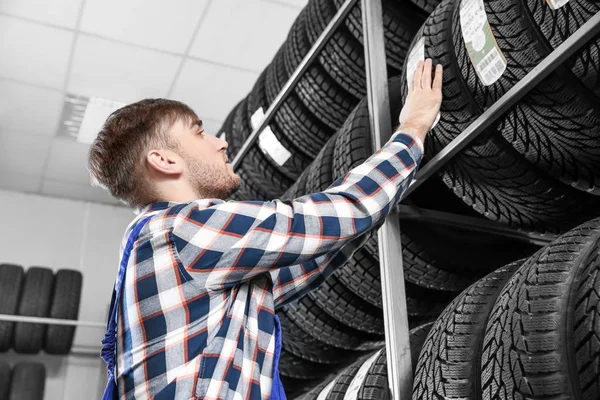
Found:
[404,36,440,129]
[251,107,291,166]
[316,379,337,400]
[406,37,426,87]
[546,0,569,9]
[343,350,382,400]
[459,0,507,86]
[477,47,508,86]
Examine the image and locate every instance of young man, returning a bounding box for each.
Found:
[90,59,442,400]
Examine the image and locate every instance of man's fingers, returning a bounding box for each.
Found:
[413,60,424,90]
[422,59,433,89]
[432,64,443,91]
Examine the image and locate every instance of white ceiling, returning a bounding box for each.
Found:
[0,0,306,205]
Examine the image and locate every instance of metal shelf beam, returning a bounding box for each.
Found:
[0,313,105,328]
[397,205,559,246]
[71,346,103,357]
[231,0,359,170]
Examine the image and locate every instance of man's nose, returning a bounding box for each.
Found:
[214,134,228,150]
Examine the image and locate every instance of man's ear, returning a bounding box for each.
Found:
[146,149,184,176]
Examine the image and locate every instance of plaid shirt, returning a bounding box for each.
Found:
[114,131,423,400]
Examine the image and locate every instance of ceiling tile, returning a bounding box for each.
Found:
[0,171,42,193]
[170,59,258,122]
[0,131,53,176]
[41,179,122,205]
[68,35,181,103]
[266,0,308,8]
[189,0,300,71]
[0,15,74,89]
[80,0,210,53]
[0,79,64,136]
[44,138,92,184]
[0,0,83,29]
[202,118,225,136]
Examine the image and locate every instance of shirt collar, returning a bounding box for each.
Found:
[138,201,183,214]
[124,201,183,237]
[131,198,225,227]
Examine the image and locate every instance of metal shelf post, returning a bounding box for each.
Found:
[361,0,413,398]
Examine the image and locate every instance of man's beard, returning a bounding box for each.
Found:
[187,158,241,200]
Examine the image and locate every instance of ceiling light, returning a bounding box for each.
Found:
[58,94,126,145]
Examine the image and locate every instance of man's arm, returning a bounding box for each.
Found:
[269,59,445,305]
[270,230,372,308]
[172,60,443,292]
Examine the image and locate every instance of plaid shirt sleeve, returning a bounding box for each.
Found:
[171,131,423,292]
[269,231,372,307]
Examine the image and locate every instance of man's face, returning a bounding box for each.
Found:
[170,118,241,199]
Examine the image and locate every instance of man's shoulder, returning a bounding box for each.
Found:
[131,199,264,239]
[139,200,227,219]
[159,199,235,230]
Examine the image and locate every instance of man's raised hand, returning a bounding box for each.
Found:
[398,58,443,142]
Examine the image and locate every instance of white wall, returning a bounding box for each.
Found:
[0,188,135,399]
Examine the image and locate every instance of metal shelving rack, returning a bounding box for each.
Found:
[228,1,600,398]
[0,0,597,396]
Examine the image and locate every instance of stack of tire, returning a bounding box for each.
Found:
[403,0,600,235]
[294,216,600,399]
[0,264,83,355]
[0,361,46,400]
[414,219,600,400]
[274,76,537,398]
[219,0,428,201]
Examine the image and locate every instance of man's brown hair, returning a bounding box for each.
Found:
[88,98,198,208]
